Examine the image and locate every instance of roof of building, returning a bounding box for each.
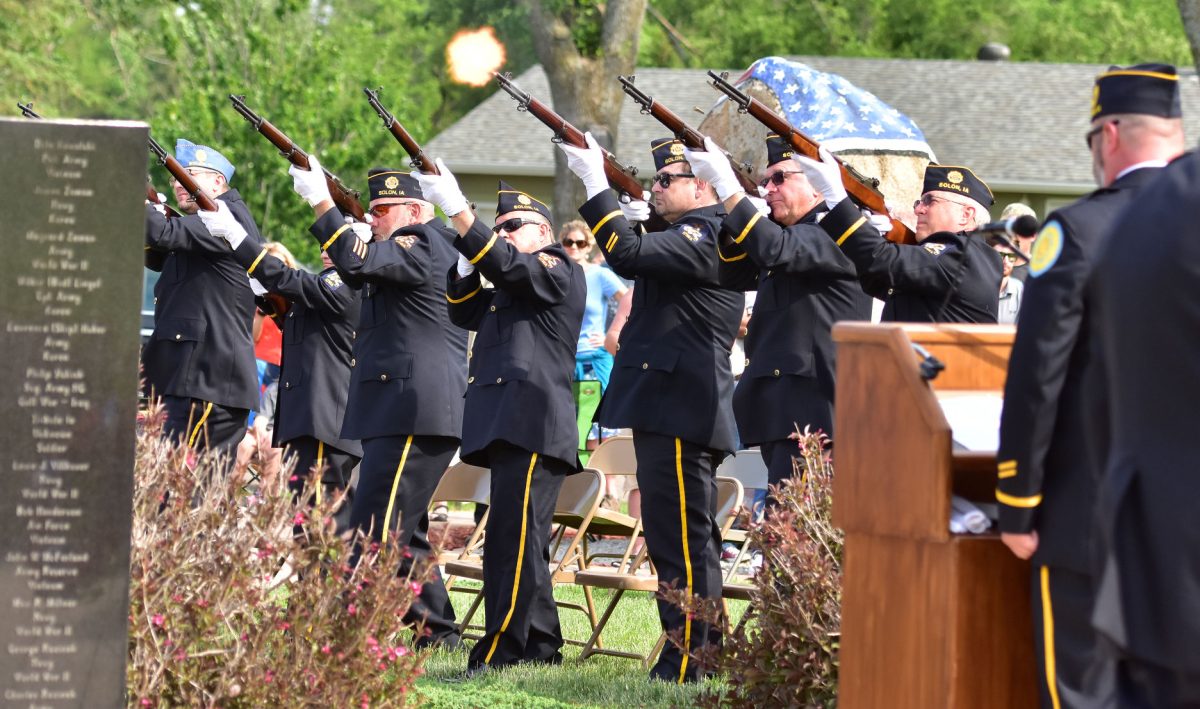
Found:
[426,56,1200,193]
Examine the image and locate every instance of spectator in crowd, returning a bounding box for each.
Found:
[999,202,1038,283]
[994,243,1024,324]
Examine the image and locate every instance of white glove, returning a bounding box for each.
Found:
[350,222,372,243]
[157,192,168,204]
[456,253,475,278]
[249,277,268,296]
[557,132,609,200]
[150,203,166,216]
[748,196,771,217]
[289,155,332,207]
[793,147,848,209]
[411,158,469,217]
[619,199,651,223]
[683,137,742,201]
[862,209,893,234]
[197,201,248,250]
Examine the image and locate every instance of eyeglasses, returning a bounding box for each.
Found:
[561,238,590,248]
[1085,120,1120,149]
[913,193,957,210]
[368,201,415,218]
[653,172,696,189]
[999,253,1018,264]
[493,217,541,235]
[758,170,803,188]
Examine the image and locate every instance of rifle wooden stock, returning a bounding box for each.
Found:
[228,94,366,221]
[148,136,218,212]
[363,87,439,175]
[493,72,647,201]
[617,75,759,195]
[707,70,916,245]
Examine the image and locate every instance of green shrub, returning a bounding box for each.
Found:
[127,406,430,707]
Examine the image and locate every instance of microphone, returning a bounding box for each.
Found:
[974,214,1039,238]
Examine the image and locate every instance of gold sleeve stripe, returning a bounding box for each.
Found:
[246,248,269,275]
[590,210,623,239]
[836,216,867,246]
[445,284,481,303]
[606,232,619,252]
[718,245,746,262]
[1097,69,1178,82]
[998,469,1018,479]
[998,459,1018,478]
[732,212,761,244]
[468,233,498,264]
[322,224,351,251]
[995,490,1042,508]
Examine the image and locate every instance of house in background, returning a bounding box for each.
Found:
[426,57,1200,224]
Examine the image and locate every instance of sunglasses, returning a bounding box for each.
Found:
[561,238,590,248]
[1000,253,1018,264]
[1085,120,1120,149]
[913,193,957,209]
[758,170,803,188]
[368,201,414,218]
[492,217,541,235]
[653,172,696,189]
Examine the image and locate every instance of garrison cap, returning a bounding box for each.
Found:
[496,180,552,223]
[923,164,993,208]
[367,168,425,202]
[175,139,234,181]
[765,133,795,166]
[650,137,687,171]
[1092,63,1181,120]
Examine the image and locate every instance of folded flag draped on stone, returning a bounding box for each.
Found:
[732,55,936,159]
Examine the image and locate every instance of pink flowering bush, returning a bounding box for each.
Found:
[128,404,430,707]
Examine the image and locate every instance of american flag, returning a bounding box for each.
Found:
[730,56,936,158]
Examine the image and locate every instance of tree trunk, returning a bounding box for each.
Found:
[524,0,648,227]
[1179,0,1200,78]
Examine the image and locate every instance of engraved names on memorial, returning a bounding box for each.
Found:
[1,118,148,709]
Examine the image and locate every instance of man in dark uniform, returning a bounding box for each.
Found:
[197,221,363,530]
[797,150,1002,323]
[686,134,872,490]
[286,158,468,648]
[995,64,1185,708]
[561,134,743,683]
[143,139,262,455]
[1088,149,1200,709]
[412,164,585,673]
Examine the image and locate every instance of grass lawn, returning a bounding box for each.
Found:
[415,581,743,708]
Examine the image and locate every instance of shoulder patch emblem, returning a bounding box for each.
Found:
[1029,220,1064,277]
[537,253,561,269]
[321,270,344,290]
[679,224,705,243]
[393,234,417,250]
[922,242,947,256]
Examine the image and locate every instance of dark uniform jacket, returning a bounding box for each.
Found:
[230,239,363,456]
[445,220,586,468]
[311,209,467,441]
[829,198,1002,323]
[717,199,872,444]
[997,167,1160,574]
[581,190,743,454]
[142,189,262,410]
[1086,153,1200,670]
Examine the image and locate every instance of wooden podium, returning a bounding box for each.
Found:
[831,323,1037,708]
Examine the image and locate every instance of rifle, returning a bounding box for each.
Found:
[228,95,366,221]
[363,87,439,175]
[617,75,759,195]
[707,70,917,245]
[19,102,180,215]
[494,72,647,202]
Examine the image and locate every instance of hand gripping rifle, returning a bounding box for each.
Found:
[707,70,917,245]
[228,95,366,221]
[493,72,647,202]
[617,75,759,195]
[363,87,439,175]
[19,101,181,216]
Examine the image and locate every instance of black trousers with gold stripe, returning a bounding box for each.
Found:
[352,434,460,647]
[467,442,569,670]
[1032,565,1114,708]
[285,436,359,534]
[634,431,724,684]
[162,395,248,456]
